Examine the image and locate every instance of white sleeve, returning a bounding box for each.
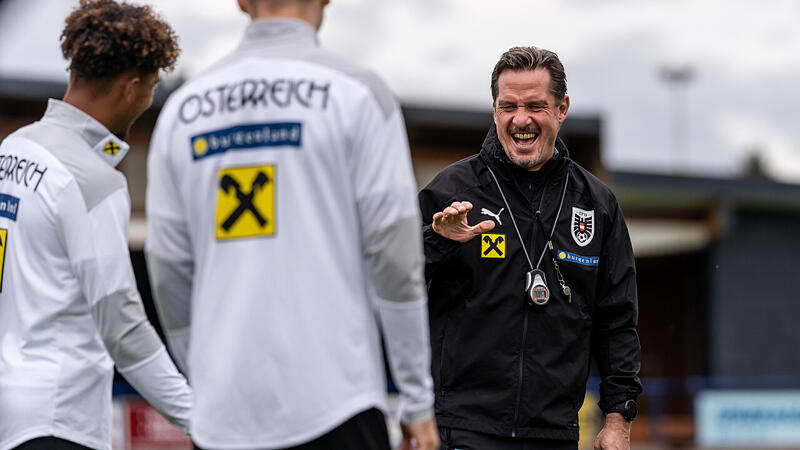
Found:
[117,347,192,432]
[350,100,434,425]
[145,111,194,376]
[56,183,192,432]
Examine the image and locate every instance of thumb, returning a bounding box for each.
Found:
[473,220,496,234]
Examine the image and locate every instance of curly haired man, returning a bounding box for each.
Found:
[0,1,190,449]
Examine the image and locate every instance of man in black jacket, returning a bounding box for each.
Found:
[419,46,642,450]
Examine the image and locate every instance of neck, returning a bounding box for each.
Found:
[62,86,118,136]
[248,1,323,29]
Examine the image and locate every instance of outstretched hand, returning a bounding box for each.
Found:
[431,201,495,243]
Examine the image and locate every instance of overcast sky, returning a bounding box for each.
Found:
[2,0,799,182]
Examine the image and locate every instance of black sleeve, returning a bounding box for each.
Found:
[592,200,643,414]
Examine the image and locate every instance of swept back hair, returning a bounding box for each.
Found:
[490,46,567,105]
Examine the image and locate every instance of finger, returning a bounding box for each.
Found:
[453,203,467,214]
[448,201,474,214]
[470,219,496,234]
[442,206,459,216]
[432,212,443,222]
[456,201,475,215]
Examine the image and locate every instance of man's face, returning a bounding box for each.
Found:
[493,68,569,171]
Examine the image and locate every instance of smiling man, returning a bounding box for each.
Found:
[419,46,642,450]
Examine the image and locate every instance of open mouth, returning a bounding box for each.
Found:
[512,132,539,145]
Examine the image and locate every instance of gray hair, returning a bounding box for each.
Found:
[490,46,567,105]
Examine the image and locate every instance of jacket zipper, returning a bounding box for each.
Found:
[512,211,538,437]
[511,307,529,437]
[438,316,450,397]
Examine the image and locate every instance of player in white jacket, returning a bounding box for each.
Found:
[145,0,438,449]
[0,2,191,449]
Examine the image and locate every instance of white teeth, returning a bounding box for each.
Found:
[513,133,538,140]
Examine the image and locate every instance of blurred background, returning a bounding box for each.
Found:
[2,0,800,448]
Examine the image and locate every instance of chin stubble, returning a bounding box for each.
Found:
[508,146,542,170]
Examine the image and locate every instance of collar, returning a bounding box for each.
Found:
[41,99,130,167]
[479,124,569,182]
[238,18,319,51]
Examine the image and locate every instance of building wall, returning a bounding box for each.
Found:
[710,209,800,376]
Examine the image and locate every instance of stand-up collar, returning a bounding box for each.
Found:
[40,99,131,167]
[480,124,569,180]
[41,99,114,150]
[238,18,319,51]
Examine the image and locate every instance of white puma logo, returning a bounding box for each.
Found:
[480,207,504,225]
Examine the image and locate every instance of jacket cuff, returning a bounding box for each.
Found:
[422,224,462,263]
[598,393,636,416]
[401,405,435,426]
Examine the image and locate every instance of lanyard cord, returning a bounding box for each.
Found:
[535,172,570,268]
[485,164,570,271]
[486,166,533,269]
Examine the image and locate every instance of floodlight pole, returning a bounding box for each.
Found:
[660,65,694,172]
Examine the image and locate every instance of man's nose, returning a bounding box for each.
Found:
[512,108,532,128]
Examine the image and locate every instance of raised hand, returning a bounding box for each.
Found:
[431,201,495,243]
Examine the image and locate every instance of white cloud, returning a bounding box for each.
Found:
[2,0,799,181]
[714,112,800,183]
[0,0,70,79]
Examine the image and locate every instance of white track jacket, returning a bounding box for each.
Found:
[0,100,191,450]
[146,18,434,449]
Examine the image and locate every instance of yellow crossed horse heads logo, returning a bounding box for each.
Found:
[481,233,505,258]
[216,165,275,240]
[0,229,7,292]
[103,141,121,156]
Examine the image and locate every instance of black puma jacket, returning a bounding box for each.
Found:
[418,126,642,441]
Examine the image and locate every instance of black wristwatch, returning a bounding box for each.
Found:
[609,399,638,422]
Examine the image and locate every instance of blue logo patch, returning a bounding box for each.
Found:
[191,122,302,161]
[557,250,599,266]
[0,194,20,221]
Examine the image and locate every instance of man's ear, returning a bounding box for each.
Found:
[557,95,570,123]
[121,74,141,103]
[237,0,251,14]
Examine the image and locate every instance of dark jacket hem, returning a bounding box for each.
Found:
[437,416,579,441]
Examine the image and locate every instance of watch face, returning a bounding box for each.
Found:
[624,399,638,421]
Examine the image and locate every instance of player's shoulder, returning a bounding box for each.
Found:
[12,121,125,211]
[304,47,397,117]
